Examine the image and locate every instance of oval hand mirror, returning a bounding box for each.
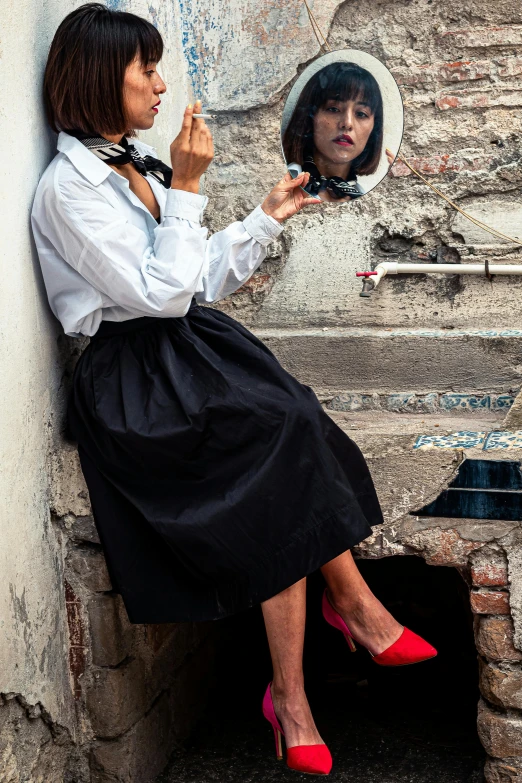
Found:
[281,49,404,203]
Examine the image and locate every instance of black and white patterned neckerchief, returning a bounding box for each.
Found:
[303,150,362,200]
[70,131,173,188]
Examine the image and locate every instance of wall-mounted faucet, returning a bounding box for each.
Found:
[356,271,378,298]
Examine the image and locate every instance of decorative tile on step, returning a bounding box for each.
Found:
[483,431,522,450]
[385,393,417,411]
[440,394,491,411]
[327,393,380,411]
[327,392,514,414]
[414,431,487,450]
[495,395,516,410]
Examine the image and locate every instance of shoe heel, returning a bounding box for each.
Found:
[322,589,357,653]
[274,727,283,760]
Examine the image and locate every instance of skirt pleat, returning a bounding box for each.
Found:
[67,302,383,622]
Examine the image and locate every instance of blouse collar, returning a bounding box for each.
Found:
[56,131,158,188]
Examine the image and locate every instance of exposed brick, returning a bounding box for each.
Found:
[472,563,509,587]
[480,660,522,710]
[90,691,171,783]
[390,153,492,178]
[65,580,87,700]
[476,617,522,662]
[436,90,522,111]
[478,700,522,758]
[238,272,273,296]
[471,549,509,587]
[69,514,101,545]
[393,60,491,86]
[90,638,216,782]
[86,657,148,739]
[403,528,481,567]
[485,758,522,783]
[89,595,132,667]
[439,26,522,49]
[497,56,522,78]
[471,591,511,615]
[67,547,112,593]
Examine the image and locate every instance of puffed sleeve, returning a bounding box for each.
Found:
[162,191,283,305]
[36,163,283,318]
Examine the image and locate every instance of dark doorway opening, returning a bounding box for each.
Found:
[157,557,484,782]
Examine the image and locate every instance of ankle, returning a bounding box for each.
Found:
[271,679,305,701]
[327,588,365,617]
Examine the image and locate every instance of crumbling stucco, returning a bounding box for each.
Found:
[6,0,522,780]
[186,0,522,334]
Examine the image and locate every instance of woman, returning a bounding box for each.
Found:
[31,4,436,776]
[283,61,393,203]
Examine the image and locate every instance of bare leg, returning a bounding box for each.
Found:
[321,550,403,655]
[261,578,324,749]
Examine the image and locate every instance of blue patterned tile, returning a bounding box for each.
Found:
[414,431,486,450]
[440,394,490,411]
[483,431,522,450]
[416,393,439,413]
[493,395,515,410]
[386,393,416,411]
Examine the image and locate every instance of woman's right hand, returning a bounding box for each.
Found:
[170,100,214,194]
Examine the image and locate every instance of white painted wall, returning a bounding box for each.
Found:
[0,0,192,732]
[0,0,78,729]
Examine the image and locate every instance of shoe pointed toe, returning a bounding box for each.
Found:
[286,744,333,775]
[373,626,437,666]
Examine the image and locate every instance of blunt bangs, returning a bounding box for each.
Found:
[317,63,381,116]
[121,12,163,68]
[44,2,164,138]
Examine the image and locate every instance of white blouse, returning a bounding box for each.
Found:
[31,131,283,337]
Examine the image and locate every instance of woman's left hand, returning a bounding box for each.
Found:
[261,172,322,223]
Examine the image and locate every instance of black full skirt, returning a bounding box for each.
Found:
[67,301,383,623]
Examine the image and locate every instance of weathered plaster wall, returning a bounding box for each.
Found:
[0,0,202,780]
[0,0,79,736]
[201,0,522,336]
[176,0,341,111]
[192,5,522,780]
[0,0,97,778]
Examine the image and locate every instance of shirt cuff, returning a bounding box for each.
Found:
[164,189,209,223]
[242,204,284,247]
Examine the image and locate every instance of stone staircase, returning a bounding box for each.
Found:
[254,323,522,782]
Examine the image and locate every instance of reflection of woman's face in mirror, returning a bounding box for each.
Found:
[312,98,375,180]
[282,62,384,202]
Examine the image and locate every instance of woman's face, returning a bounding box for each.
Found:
[312,98,375,169]
[123,55,166,130]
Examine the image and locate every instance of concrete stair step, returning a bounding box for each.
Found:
[256,327,522,396]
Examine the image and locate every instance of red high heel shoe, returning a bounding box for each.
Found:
[322,589,437,666]
[262,683,333,775]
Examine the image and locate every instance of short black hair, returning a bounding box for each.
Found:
[44,2,163,138]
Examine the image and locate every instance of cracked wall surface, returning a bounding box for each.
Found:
[5,0,522,780]
[0,0,201,779]
[0,0,81,738]
[175,0,522,333]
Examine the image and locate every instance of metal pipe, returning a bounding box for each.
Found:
[358,262,522,296]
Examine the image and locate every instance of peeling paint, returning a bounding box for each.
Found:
[178,0,342,109]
